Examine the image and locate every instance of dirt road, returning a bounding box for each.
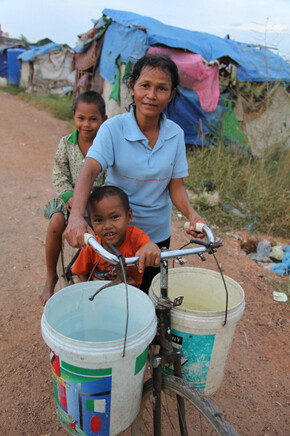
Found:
[0,90,289,435]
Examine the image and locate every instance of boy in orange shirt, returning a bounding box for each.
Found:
[73,186,160,287]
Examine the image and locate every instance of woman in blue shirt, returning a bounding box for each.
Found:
[65,53,206,292]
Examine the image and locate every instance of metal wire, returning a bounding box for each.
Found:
[209,246,229,326]
[118,257,129,357]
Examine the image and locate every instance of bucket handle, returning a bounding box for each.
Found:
[209,246,229,326]
[178,229,228,326]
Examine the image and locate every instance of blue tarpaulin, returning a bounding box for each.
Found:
[100,9,290,82]
[73,9,290,148]
[17,43,62,62]
[164,87,226,145]
[99,21,149,83]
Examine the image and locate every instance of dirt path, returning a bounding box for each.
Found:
[0,90,289,435]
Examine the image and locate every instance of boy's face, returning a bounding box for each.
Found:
[89,195,132,250]
[73,101,107,142]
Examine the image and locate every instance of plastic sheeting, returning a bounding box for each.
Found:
[164,87,227,146]
[98,21,149,83]
[0,49,8,77]
[101,9,290,82]
[148,46,220,112]
[0,45,27,77]
[32,50,75,84]
[18,43,63,62]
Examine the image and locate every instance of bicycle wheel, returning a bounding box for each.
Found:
[57,240,80,289]
[131,375,239,436]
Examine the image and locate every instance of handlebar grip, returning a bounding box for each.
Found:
[84,232,94,246]
[184,221,205,233]
[195,222,205,233]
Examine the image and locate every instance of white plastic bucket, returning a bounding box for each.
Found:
[149,267,245,395]
[41,282,157,436]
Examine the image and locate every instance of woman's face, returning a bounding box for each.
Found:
[130,66,175,121]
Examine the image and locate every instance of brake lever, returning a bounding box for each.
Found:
[190,239,223,250]
[108,244,123,259]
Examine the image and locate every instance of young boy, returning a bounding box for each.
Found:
[73,186,161,287]
[40,91,107,305]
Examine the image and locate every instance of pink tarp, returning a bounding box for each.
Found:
[148,46,220,112]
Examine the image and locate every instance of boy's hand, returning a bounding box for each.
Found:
[66,196,73,212]
[64,215,94,248]
[135,242,161,274]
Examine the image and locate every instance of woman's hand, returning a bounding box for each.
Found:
[184,215,207,239]
[168,178,207,239]
[64,215,94,248]
[64,158,102,248]
[135,242,161,274]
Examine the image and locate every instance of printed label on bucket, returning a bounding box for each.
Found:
[50,350,112,436]
[163,330,216,391]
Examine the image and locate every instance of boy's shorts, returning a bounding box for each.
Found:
[44,197,90,226]
[44,197,68,224]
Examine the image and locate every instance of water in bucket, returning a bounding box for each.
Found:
[149,267,245,395]
[41,282,157,436]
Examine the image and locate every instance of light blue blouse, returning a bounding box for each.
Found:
[87,107,188,242]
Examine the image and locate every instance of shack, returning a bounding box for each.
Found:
[73,9,290,155]
[18,43,75,95]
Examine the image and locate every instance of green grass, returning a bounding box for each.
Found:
[0,84,26,95]
[18,92,73,120]
[185,142,290,237]
[0,85,73,121]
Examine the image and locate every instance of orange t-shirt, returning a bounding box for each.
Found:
[73,226,151,287]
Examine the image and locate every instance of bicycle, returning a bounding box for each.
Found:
[57,217,95,289]
[57,239,81,289]
[84,223,239,435]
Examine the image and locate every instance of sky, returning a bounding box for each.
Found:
[1,0,290,60]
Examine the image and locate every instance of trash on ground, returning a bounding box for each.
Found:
[242,237,289,275]
[257,239,272,257]
[273,291,288,302]
[203,181,216,192]
[269,245,284,262]
[200,191,220,207]
[249,253,271,262]
[221,202,247,218]
[226,232,243,240]
[271,250,290,276]
[186,189,198,203]
[257,262,277,271]
[245,220,258,235]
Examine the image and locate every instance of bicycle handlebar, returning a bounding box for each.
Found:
[84,223,216,266]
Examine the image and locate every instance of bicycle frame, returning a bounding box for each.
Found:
[152,255,187,435]
[84,224,222,435]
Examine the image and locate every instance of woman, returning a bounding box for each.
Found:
[65,53,206,292]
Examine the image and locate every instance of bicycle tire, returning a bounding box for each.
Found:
[130,375,239,436]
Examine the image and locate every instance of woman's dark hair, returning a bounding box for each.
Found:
[126,53,180,110]
[130,53,179,91]
[73,91,106,117]
[88,185,130,213]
